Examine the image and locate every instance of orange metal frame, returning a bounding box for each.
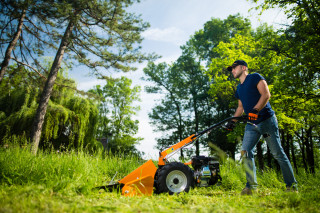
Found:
[158,134,197,166]
[119,159,157,196]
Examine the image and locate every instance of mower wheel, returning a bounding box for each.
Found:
[155,162,194,195]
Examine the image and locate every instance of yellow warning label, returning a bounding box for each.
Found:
[166,148,174,154]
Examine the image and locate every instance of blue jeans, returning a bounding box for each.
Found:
[242,114,297,189]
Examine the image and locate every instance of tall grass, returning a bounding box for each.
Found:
[1,146,320,212]
[0,146,143,194]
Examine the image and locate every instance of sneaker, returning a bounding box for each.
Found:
[286,185,298,193]
[241,187,252,195]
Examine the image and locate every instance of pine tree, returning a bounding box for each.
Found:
[30,0,154,154]
[0,0,58,83]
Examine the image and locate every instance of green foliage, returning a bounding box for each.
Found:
[1,0,156,154]
[1,0,155,75]
[144,15,304,160]
[89,76,142,155]
[0,0,61,85]
[0,64,100,151]
[187,14,252,63]
[143,54,216,157]
[0,65,39,137]
[249,0,320,173]
[143,61,189,154]
[48,0,156,74]
[183,15,256,157]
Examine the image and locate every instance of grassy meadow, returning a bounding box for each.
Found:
[1,147,320,213]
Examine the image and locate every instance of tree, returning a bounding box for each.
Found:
[90,76,142,155]
[0,0,58,84]
[29,0,154,154]
[143,15,256,159]
[143,62,188,158]
[250,0,320,173]
[144,48,222,158]
[0,63,100,151]
[206,23,291,162]
[0,7,25,82]
[172,49,215,156]
[149,98,186,151]
[184,15,255,158]
[186,14,252,64]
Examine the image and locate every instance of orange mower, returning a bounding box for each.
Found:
[99,116,248,196]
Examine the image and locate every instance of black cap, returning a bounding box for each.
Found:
[227,60,248,71]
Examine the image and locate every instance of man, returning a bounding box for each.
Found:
[226,60,297,195]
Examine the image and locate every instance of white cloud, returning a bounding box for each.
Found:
[142,27,187,45]
[77,79,105,91]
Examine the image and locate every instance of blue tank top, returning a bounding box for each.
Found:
[235,73,274,124]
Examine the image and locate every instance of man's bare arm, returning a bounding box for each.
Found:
[254,80,271,111]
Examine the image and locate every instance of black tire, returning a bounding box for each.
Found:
[155,162,194,195]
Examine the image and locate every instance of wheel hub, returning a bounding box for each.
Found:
[173,178,179,184]
[166,170,188,193]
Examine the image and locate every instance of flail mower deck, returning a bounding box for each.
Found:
[99,116,248,196]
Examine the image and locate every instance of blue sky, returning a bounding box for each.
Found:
[70,0,289,159]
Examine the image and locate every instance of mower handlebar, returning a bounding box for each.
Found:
[158,115,248,165]
[192,115,248,139]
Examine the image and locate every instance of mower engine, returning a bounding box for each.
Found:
[191,155,221,187]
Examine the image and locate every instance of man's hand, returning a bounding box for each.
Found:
[225,120,236,131]
[248,109,259,121]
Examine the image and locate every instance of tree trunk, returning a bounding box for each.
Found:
[289,134,298,175]
[193,98,199,156]
[306,127,315,173]
[296,129,308,173]
[256,140,264,171]
[170,92,184,159]
[0,10,26,83]
[309,130,315,173]
[286,132,291,161]
[283,130,290,161]
[266,146,272,168]
[30,20,74,155]
[177,103,184,159]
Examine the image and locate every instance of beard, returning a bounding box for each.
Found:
[233,71,242,79]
